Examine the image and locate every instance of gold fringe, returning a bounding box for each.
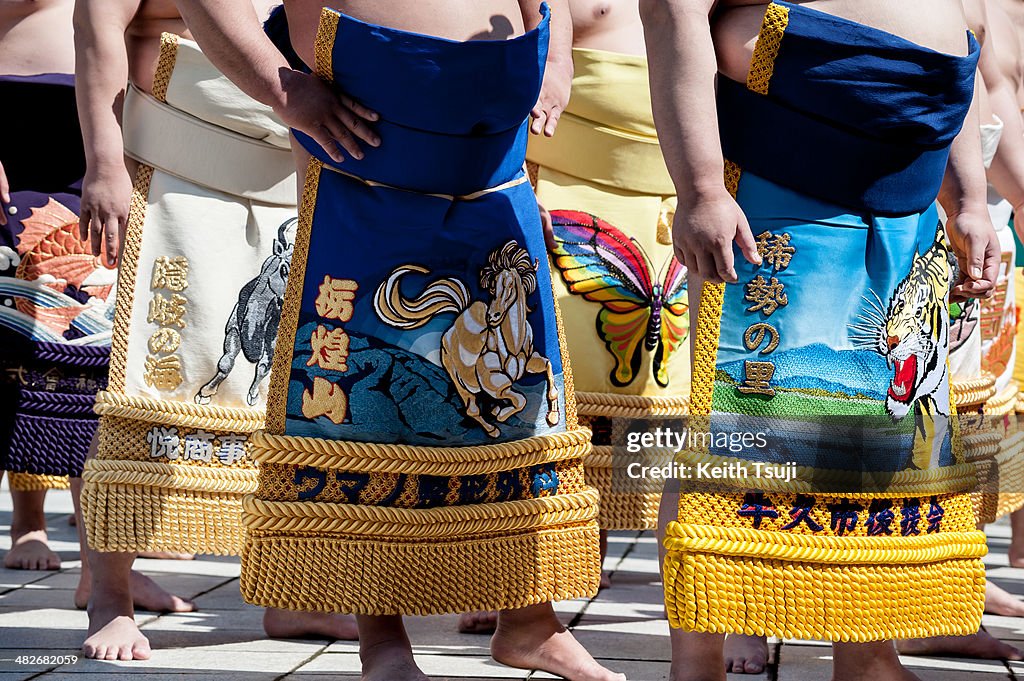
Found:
[151,33,179,103]
[664,532,985,640]
[250,428,589,476]
[7,473,70,491]
[242,508,600,615]
[527,160,540,190]
[82,472,249,555]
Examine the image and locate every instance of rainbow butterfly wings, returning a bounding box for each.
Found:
[549,210,689,388]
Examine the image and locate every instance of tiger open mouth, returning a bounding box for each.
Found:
[889,354,918,402]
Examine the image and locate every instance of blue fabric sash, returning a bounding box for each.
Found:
[718,2,979,215]
[292,5,550,196]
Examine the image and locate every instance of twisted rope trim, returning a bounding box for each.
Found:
[22,341,110,367]
[243,487,600,537]
[664,521,988,565]
[8,473,70,491]
[82,458,259,493]
[576,391,690,417]
[93,391,264,432]
[984,382,1019,415]
[249,428,590,475]
[953,372,998,408]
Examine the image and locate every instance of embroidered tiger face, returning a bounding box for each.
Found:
[852,227,953,421]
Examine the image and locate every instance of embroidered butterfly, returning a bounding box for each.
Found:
[549,210,689,388]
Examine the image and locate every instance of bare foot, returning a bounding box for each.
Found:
[458,610,498,635]
[75,570,195,613]
[138,552,195,560]
[599,571,612,590]
[985,581,1024,617]
[358,615,428,681]
[83,583,151,662]
[896,632,1023,660]
[724,634,768,674]
[834,641,921,681]
[263,608,358,640]
[492,603,626,681]
[68,513,77,527]
[668,631,726,681]
[4,530,61,570]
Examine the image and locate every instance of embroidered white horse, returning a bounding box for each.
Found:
[374,240,559,438]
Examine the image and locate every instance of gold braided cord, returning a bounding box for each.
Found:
[690,283,725,417]
[576,391,690,418]
[7,473,70,491]
[83,458,258,494]
[250,428,590,475]
[151,33,179,103]
[746,3,789,95]
[267,159,321,434]
[664,521,986,565]
[953,372,998,408]
[241,520,601,615]
[664,549,984,640]
[314,9,340,80]
[82,477,246,555]
[93,391,264,432]
[552,283,580,431]
[243,487,599,536]
[107,164,155,391]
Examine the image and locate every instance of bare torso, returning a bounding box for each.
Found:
[126,0,277,94]
[0,0,75,75]
[713,0,971,84]
[568,0,644,55]
[988,0,1024,108]
[282,0,527,69]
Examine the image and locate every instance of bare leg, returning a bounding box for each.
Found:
[833,641,921,681]
[660,480,727,681]
[1010,506,1024,568]
[984,580,1024,617]
[599,529,611,589]
[491,603,626,681]
[263,608,358,640]
[457,610,498,635]
[723,634,768,675]
[74,470,150,661]
[896,632,1023,660]
[357,615,427,681]
[5,488,61,570]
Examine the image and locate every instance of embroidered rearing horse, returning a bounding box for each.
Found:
[374,240,560,438]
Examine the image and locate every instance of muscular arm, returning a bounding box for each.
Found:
[73,0,143,264]
[938,80,1000,299]
[174,0,379,162]
[640,0,759,283]
[982,33,1024,218]
[521,0,573,135]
